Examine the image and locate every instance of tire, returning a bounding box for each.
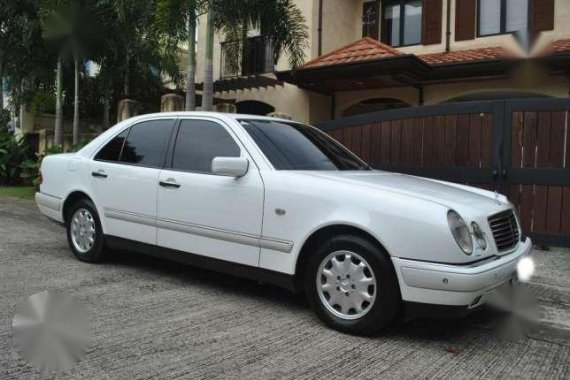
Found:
[65,199,107,263]
[304,234,400,335]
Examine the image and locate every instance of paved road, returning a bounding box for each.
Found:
[0,197,569,379]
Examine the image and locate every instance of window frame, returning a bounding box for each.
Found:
[92,117,177,169]
[164,117,245,176]
[381,0,423,48]
[477,0,530,38]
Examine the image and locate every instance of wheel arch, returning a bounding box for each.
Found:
[293,224,393,292]
[62,190,96,224]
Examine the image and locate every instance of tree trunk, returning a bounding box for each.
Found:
[186,11,197,111]
[0,57,4,110]
[124,49,130,97]
[73,51,80,145]
[54,56,64,147]
[202,7,215,111]
[103,95,110,130]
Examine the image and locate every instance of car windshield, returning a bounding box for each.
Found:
[240,119,371,171]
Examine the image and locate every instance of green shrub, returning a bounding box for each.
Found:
[19,141,89,188]
[0,109,10,128]
[0,130,29,185]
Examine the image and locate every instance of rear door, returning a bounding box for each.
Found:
[90,118,175,244]
[156,117,264,267]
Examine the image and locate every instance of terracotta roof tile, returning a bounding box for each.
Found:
[419,47,517,65]
[302,37,404,69]
[539,39,570,56]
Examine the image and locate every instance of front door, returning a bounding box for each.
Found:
[90,118,175,244]
[157,118,264,267]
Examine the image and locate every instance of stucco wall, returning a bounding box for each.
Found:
[319,0,364,56]
[189,0,570,124]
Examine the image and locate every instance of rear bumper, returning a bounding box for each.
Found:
[35,192,64,223]
[392,238,532,308]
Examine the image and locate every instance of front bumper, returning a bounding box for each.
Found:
[392,238,532,307]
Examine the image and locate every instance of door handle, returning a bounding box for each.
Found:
[92,171,108,178]
[159,180,181,189]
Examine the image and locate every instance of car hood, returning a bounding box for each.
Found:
[294,171,509,216]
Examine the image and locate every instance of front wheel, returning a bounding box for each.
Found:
[304,235,400,335]
[66,199,107,263]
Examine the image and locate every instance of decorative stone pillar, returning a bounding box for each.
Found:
[214,102,237,113]
[117,99,140,122]
[161,93,185,112]
[268,112,293,120]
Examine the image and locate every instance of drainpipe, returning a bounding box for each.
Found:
[446,0,451,52]
[318,0,323,56]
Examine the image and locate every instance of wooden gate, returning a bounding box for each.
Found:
[317,99,570,247]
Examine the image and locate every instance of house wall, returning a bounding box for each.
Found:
[190,0,570,124]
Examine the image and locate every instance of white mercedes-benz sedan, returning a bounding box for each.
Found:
[36,112,532,334]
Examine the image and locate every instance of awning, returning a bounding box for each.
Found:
[276,37,522,93]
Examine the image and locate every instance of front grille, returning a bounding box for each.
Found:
[488,210,520,252]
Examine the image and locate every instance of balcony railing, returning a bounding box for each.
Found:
[220,36,275,79]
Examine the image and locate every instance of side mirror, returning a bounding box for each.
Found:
[211,157,249,177]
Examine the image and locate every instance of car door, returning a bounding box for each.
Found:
[156,117,264,267]
[90,118,175,244]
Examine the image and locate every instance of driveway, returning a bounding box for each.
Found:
[0,197,569,379]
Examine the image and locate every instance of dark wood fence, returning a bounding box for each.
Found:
[317,99,570,247]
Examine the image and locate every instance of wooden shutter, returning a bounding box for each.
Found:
[531,0,555,33]
[455,0,477,41]
[422,0,443,45]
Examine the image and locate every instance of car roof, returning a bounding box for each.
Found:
[133,111,298,124]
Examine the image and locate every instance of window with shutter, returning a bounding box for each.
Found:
[381,0,423,47]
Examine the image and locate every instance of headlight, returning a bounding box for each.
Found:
[447,210,473,255]
[471,222,487,250]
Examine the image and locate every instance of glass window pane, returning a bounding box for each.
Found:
[95,130,127,162]
[120,120,173,167]
[172,120,240,173]
[479,0,501,35]
[362,0,379,38]
[403,0,422,45]
[383,3,401,46]
[506,0,528,32]
[241,120,369,171]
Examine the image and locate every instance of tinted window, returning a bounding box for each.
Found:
[95,130,128,162]
[120,119,174,167]
[241,120,370,171]
[172,120,240,173]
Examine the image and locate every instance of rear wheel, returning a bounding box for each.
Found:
[304,235,400,335]
[66,199,107,263]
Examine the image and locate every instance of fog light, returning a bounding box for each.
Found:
[517,257,535,282]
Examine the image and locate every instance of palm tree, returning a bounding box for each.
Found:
[201,0,308,111]
[39,0,99,145]
[155,0,203,111]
